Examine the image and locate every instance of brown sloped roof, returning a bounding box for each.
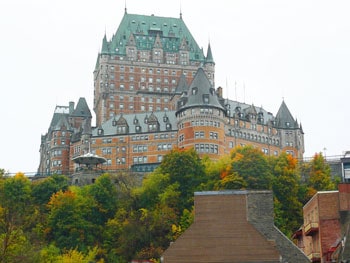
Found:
[162,192,281,263]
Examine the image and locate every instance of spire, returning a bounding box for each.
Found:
[205,42,214,64]
[101,33,109,55]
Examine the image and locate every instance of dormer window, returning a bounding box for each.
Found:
[285,122,290,127]
[117,125,128,134]
[203,94,209,104]
[148,123,159,132]
[135,125,142,132]
[112,119,117,126]
[192,87,198,95]
[133,118,139,125]
[98,128,104,135]
[166,123,172,130]
[163,115,168,122]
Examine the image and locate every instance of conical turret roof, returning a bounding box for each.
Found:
[176,68,224,112]
[275,100,297,129]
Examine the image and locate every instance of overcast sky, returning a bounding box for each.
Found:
[1,0,349,174]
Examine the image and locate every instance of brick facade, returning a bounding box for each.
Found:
[293,184,350,262]
[38,11,305,176]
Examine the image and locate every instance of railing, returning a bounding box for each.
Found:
[307,252,321,262]
[304,222,319,236]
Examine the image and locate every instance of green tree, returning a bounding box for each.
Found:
[0,173,33,262]
[46,188,97,251]
[158,148,206,211]
[31,175,69,207]
[308,153,335,193]
[86,174,118,225]
[271,153,303,236]
[230,146,272,190]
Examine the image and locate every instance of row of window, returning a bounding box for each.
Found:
[228,122,273,133]
[100,81,177,93]
[104,154,165,166]
[131,133,176,141]
[194,144,219,154]
[103,74,180,85]
[133,145,148,153]
[52,149,62,157]
[53,131,67,137]
[227,130,280,146]
[109,102,168,111]
[194,131,218,140]
[190,120,221,128]
[178,108,221,117]
[157,144,172,151]
[53,140,66,145]
[96,143,173,155]
[52,160,62,167]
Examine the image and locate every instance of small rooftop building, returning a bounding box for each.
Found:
[162,190,309,263]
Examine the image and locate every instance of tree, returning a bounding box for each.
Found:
[158,148,206,211]
[31,175,69,207]
[0,173,33,262]
[230,146,272,190]
[271,153,303,236]
[308,153,335,193]
[46,188,97,251]
[86,174,119,225]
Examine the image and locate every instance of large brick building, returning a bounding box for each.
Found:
[38,9,304,176]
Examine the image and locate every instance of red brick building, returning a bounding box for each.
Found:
[293,184,350,262]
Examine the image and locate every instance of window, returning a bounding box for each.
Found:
[117,126,127,134]
[209,132,218,139]
[203,94,209,104]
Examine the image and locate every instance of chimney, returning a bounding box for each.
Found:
[339,183,350,211]
[216,86,223,98]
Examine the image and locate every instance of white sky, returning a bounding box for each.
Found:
[1,0,349,174]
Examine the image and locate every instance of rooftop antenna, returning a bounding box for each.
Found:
[124,0,127,14]
[180,0,182,19]
[243,82,246,103]
[226,77,228,99]
[235,81,237,102]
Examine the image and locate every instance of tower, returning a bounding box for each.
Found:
[93,11,214,126]
[176,68,226,160]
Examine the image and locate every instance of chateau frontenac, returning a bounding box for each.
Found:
[38,9,304,176]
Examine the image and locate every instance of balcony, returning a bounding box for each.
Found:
[307,252,321,262]
[304,222,319,236]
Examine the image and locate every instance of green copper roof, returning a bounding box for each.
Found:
[101,12,205,61]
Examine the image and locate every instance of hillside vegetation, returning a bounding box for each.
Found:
[0,146,337,262]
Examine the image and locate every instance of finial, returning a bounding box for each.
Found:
[124,0,127,14]
[180,1,182,19]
